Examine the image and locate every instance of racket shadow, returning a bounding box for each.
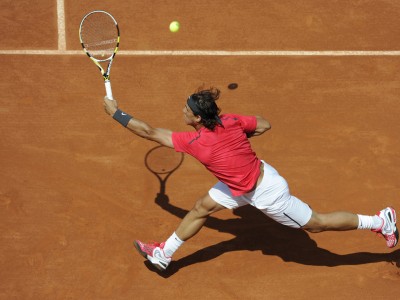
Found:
[142,148,399,277]
[144,145,185,211]
[148,199,400,278]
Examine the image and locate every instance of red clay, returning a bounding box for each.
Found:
[1,1,400,299]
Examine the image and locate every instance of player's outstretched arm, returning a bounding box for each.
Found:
[103,96,174,148]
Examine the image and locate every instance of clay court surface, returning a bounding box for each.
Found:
[1,1,400,299]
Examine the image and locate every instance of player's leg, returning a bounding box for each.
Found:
[303,210,359,232]
[258,192,398,248]
[303,208,398,248]
[175,193,226,241]
[252,161,398,248]
[134,182,247,271]
[134,193,225,271]
[167,182,248,253]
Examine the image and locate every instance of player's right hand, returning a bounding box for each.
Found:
[103,96,118,116]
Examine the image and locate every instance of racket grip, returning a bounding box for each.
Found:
[105,80,114,100]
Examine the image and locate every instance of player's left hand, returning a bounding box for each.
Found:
[104,96,118,116]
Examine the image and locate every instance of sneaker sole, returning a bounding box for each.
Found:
[393,228,399,247]
[391,207,399,247]
[385,207,398,248]
[133,240,148,259]
[133,241,167,272]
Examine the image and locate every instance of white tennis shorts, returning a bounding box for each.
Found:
[208,161,312,228]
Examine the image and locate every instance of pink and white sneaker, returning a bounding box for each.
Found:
[372,207,398,248]
[133,240,171,271]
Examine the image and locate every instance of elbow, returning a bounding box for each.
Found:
[256,116,271,132]
[260,125,271,135]
[264,122,271,131]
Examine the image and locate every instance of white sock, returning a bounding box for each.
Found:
[163,232,184,258]
[357,214,383,230]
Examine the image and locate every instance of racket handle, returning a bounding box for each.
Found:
[105,80,114,100]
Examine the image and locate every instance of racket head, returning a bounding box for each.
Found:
[145,146,184,175]
[79,10,120,62]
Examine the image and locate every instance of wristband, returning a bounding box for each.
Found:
[113,109,133,127]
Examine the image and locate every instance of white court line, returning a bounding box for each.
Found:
[0,50,400,56]
[57,0,66,51]
[3,1,399,57]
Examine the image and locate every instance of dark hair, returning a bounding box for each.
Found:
[188,87,222,130]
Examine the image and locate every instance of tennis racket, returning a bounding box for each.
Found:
[79,10,120,100]
[145,146,184,196]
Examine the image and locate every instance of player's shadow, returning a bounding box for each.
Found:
[147,194,400,278]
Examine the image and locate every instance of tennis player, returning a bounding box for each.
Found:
[103,87,398,272]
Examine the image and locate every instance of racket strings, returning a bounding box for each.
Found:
[80,13,118,59]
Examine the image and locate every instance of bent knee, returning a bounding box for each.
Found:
[303,212,327,233]
[192,194,225,216]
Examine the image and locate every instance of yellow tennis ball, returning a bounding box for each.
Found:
[169,21,180,33]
